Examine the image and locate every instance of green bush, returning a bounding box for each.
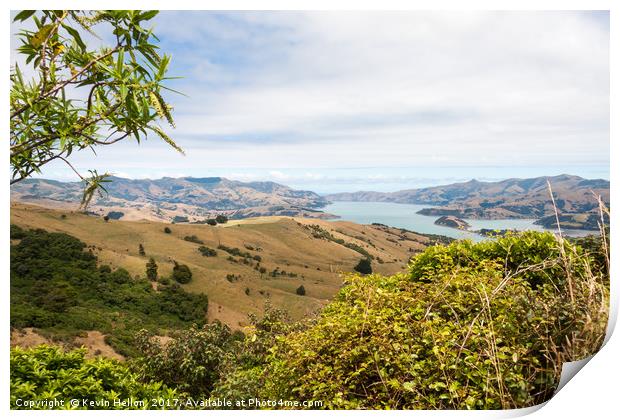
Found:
[353,258,372,274]
[172,262,192,284]
[198,246,217,257]
[217,244,254,259]
[10,224,27,239]
[184,235,204,244]
[211,305,297,404]
[11,345,180,409]
[146,258,158,281]
[257,232,608,409]
[134,322,241,398]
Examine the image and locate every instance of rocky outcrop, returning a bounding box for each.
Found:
[434,216,470,230]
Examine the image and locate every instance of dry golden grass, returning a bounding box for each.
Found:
[11,202,433,327]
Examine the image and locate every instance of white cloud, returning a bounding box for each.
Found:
[150,11,609,169]
[19,11,609,187]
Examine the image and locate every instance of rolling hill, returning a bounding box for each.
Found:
[10,176,333,222]
[10,203,446,329]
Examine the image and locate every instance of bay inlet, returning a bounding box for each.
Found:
[322,201,596,241]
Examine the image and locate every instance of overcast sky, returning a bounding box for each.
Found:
[14,11,610,193]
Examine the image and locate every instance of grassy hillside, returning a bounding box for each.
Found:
[11,203,442,328]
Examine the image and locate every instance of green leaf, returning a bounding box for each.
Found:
[140,10,159,21]
[149,125,184,155]
[61,23,86,50]
[13,10,36,22]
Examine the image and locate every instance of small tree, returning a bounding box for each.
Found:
[354,258,372,275]
[172,261,192,284]
[296,285,306,296]
[146,257,158,281]
[206,219,217,226]
[103,215,110,222]
[215,215,228,224]
[164,227,172,234]
[138,243,145,256]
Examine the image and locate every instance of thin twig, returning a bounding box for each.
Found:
[547,180,574,304]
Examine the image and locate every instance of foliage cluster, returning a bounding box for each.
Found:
[353,258,372,274]
[217,244,259,260]
[172,261,193,284]
[11,345,179,409]
[198,245,217,257]
[133,322,241,398]
[306,224,373,259]
[183,235,204,244]
[255,231,609,409]
[10,10,181,207]
[146,257,158,281]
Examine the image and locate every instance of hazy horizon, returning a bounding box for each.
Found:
[23,167,609,196]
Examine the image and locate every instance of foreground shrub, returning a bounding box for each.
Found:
[11,345,179,409]
[134,322,240,398]
[211,305,298,405]
[259,232,608,409]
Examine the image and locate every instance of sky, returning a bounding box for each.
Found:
[11,11,610,193]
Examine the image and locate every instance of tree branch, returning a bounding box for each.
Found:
[10,102,122,157]
[11,46,119,119]
[57,155,85,180]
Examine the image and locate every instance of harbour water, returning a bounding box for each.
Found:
[323,201,597,241]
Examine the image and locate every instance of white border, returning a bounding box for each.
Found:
[2,1,617,419]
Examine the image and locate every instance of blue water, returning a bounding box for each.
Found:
[323,201,596,241]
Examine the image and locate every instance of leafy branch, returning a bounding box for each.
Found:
[10,10,183,209]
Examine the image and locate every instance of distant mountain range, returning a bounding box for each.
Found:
[11,174,610,230]
[10,176,332,222]
[326,174,609,229]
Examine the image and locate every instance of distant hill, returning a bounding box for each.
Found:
[326,174,609,228]
[11,176,332,222]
